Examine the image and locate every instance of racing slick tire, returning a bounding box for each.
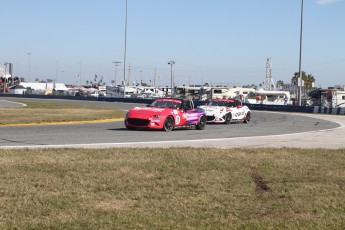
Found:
[196,115,206,130]
[224,113,231,124]
[163,116,174,131]
[243,112,251,123]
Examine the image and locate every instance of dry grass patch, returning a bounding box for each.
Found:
[0,100,125,125]
[0,148,344,229]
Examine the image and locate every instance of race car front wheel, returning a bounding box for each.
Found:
[243,112,251,123]
[163,116,174,131]
[224,113,231,124]
[196,115,206,130]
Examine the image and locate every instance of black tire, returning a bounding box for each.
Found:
[196,115,206,130]
[243,112,251,123]
[163,116,174,131]
[224,113,231,124]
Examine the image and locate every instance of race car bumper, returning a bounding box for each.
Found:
[125,118,163,129]
[206,115,225,123]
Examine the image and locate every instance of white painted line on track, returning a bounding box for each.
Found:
[0,99,27,107]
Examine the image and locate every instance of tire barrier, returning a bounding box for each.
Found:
[313,106,345,115]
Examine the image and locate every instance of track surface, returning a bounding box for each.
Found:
[0,98,343,148]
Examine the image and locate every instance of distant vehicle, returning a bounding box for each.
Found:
[124,98,206,131]
[199,99,251,124]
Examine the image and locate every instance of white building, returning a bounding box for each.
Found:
[20,82,69,94]
[9,85,27,94]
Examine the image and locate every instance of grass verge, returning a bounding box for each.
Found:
[0,147,344,229]
[0,100,125,125]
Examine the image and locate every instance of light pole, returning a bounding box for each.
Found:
[298,0,304,106]
[123,0,128,98]
[78,61,82,90]
[56,57,58,83]
[27,52,31,82]
[61,70,64,83]
[112,61,121,86]
[168,60,175,95]
[3,62,8,93]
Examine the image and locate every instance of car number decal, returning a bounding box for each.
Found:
[175,115,180,125]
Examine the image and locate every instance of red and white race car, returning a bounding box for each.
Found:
[125,98,206,131]
[199,99,251,124]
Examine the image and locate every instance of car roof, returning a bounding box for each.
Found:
[211,99,235,102]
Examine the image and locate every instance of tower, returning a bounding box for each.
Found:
[263,58,275,91]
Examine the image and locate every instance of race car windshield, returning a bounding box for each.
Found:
[149,100,182,109]
[209,101,235,107]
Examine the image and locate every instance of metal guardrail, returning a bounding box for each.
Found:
[1,94,344,115]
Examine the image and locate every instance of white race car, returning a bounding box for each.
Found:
[199,99,251,124]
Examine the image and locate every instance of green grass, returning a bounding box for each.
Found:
[0,100,125,125]
[1,100,344,228]
[0,147,344,229]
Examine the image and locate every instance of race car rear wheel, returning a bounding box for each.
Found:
[163,116,174,131]
[243,112,251,123]
[224,113,231,124]
[196,115,206,130]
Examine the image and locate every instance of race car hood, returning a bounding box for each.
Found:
[199,105,230,114]
[127,106,167,118]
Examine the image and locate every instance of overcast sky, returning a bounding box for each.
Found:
[1,0,344,88]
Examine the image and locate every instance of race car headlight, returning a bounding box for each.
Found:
[151,114,162,118]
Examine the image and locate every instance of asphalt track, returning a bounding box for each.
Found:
[1,98,344,149]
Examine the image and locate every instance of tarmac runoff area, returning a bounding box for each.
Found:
[75,112,345,149]
[2,113,344,150]
[180,113,345,149]
[1,99,345,149]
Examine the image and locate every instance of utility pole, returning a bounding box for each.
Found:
[168,60,175,95]
[27,52,31,82]
[298,0,304,106]
[127,64,131,86]
[153,67,157,87]
[78,61,82,91]
[3,63,8,93]
[123,0,128,98]
[55,57,58,82]
[112,61,121,86]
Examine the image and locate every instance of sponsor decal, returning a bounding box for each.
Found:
[173,110,178,115]
[234,111,245,117]
[182,113,188,119]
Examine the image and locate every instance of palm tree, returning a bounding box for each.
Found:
[276,80,285,90]
[291,71,315,91]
